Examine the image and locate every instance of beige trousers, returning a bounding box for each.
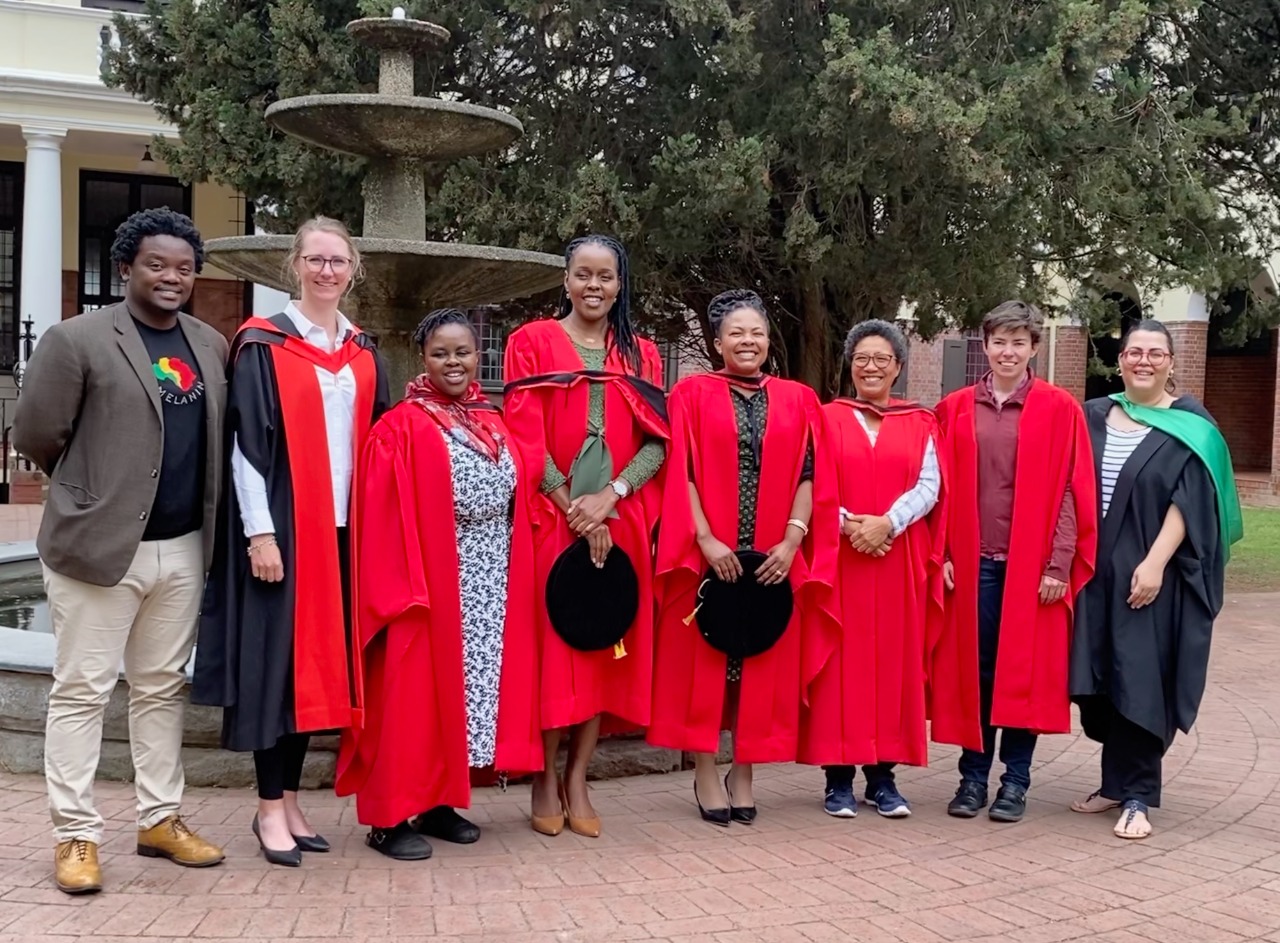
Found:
[43,531,203,843]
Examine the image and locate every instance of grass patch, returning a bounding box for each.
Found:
[1227,507,1280,593]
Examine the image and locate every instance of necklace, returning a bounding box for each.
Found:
[561,320,606,348]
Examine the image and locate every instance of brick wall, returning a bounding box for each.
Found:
[1165,321,1208,400]
[906,333,945,406]
[1204,344,1277,471]
[190,279,247,340]
[1273,332,1280,488]
[1050,324,1088,401]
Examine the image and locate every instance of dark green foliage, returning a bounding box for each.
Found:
[107,0,1280,392]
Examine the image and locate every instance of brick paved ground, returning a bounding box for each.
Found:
[3,593,1280,943]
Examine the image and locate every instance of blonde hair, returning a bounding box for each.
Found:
[282,216,364,291]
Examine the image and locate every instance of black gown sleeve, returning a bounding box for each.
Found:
[1168,452,1225,736]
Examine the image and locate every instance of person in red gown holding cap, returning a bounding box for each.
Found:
[929,301,1097,824]
[194,217,389,867]
[798,319,944,820]
[649,289,839,826]
[335,308,542,861]
[502,235,668,838]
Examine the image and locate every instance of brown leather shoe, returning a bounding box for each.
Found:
[137,815,225,867]
[54,839,102,895]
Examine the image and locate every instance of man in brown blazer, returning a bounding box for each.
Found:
[14,208,230,895]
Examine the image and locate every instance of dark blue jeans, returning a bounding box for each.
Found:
[825,764,896,794]
[956,559,1037,791]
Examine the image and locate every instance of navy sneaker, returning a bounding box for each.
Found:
[864,782,911,818]
[823,780,857,818]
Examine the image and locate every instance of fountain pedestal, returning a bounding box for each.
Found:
[204,14,562,393]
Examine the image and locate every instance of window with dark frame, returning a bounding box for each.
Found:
[78,170,191,314]
[0,162,23,373]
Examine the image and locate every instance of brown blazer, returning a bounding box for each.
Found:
[13,302,229,586]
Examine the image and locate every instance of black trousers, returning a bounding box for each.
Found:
[1098,702,1165,807]
[254,733,311,800]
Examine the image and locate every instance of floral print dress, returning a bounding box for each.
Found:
[446,434,518,768]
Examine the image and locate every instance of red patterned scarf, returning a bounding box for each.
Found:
[404,375,504,463]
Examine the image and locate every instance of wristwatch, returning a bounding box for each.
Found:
[610,478,631,499]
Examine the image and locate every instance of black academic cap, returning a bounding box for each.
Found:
[692,549,793,660]
[545,538,639,652]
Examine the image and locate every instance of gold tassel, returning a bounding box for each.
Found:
[613,639,628,659]
[682,579,711,626]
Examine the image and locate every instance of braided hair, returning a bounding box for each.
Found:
[707,289,768,335]
[557,234,643,375]
[413,307,477,350]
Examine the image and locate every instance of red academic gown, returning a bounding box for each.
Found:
[928,379,1098,749]
[192,315,387,752]
[798,399,944,768]
[649,373,840,762]
[334,400,542,827]
[502,319,669,730]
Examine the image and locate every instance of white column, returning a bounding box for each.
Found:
[20,127,67,360]
[251,221,292,315]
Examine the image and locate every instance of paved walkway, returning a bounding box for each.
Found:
[3,594,1280,943]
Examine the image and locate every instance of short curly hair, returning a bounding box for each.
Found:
[110,207,205,272]
[842,319,908,365]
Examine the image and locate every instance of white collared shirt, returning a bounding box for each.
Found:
[838,410,940,537]
[232,302,358,536]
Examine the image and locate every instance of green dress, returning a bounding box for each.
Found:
[540,343,665,496]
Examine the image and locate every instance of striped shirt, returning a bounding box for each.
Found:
[1101,425,1152,517]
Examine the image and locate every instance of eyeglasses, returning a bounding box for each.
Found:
[1120,348,1170,366]
[852,353,897,368]
[301,255,352,274]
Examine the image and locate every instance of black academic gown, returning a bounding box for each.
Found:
[1069,396,1226,749]
[192,314,390,753]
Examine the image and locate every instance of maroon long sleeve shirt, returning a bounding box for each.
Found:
[974,372,1077,582]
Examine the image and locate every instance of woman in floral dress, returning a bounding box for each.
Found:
[336,309,541,861]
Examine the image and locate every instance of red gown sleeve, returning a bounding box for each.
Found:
[502,329,550,501]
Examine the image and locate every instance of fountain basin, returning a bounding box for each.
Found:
[0,541,335,787]
[265,96,522,160]
[207,236,562,311]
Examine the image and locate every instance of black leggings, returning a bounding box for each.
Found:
[254,733,311,800]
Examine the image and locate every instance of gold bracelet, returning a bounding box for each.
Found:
[786,518,809,536]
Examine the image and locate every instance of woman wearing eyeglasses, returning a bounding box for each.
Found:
[194,216,390,866]
[798,320,943,820]
[1069,318,1242,840]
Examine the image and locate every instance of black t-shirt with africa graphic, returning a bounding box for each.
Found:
[134,318,206,541]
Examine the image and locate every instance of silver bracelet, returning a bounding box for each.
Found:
[247,536,277,557]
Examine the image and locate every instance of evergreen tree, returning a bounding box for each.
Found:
[108,0,1280,392]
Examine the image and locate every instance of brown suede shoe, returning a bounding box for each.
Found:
[55,839,102,895]
[137,815,225,867]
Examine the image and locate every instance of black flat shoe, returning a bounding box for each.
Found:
[989,784,1027,823]
[367,821,433,861]
[251,814,302,867]
[292,833,330,853]
[695,781,730,827]
[413,806,481,845]
[725,770,757,824]
[947,781,988,818]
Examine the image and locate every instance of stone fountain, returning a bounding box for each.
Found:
[203,7,564,389]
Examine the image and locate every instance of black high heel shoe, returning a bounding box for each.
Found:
[725,770,757,824]
[695,781,730,827]
[292,833,330,853]
[252,814,302,867]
